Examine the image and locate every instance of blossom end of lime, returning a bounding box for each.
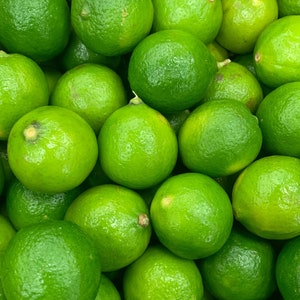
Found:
[23,122,40,142]
[138,213,150,228]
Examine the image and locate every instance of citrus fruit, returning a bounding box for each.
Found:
[199,225,276,300]
[216,0,278,54]
[128,29,217,114]
[95,274,121,300]
[7,105,98,194]
[0,0,70,62]
[207,41,229,63]
[71,0,153,56]
[277,0,300,16]
[98,96,178,190]
[178,99,262,178]
[203,60,264,113]
[151,0,223,44]
[254,15,300,88]
[276,236,300,300]
[150,172,233,259]
[232,155,300,240]
[5,178,84,230]
[0,220,101,300]
[164,109,190,136]
[60,31,121,71]
[50,63,127,134]
[123,244,203,300]
[42,66,62,96]
[64,184,152,272]
[256,81,300,158]
[0,51,49,141]
[0,215,16,254]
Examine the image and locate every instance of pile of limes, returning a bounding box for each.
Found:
[0,0,300,299]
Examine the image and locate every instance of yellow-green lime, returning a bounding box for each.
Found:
[277,0,300,16]
[203,60,264,113]
[216,0,278,54]
[0,51,49,141]
[199,225,276,300]
[98,96,178,190]
[8,105,98,194]
[256,81,300,158]
[151,0,223,44]
[0,0,70,62]
[71,0,153,56]
[60,31,121,71]
[0,215,16,254]
[254,15,300,88]
[50,63,127,134]
[0,220,101,300]
[128,29,217,113]
[178,99,262,178]
[64,184,152,272]
[123,244,203,300]
[207,41,229,62]
[150,172,233,259]
[5,178,84,230]
[276,236,300,300]
[232,155,300,240]
[95,274,121,300]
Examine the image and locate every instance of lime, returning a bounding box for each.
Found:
[276,236,300,300]
[199,225,276,300]
[254,15,300,88]
[98,96,178,190]
[150,172,233,259]
[256,81,300,158]
[0,51,49,141]
[123,244,203,300]
[128,29,217,114]
[8,105,98,194]
[203,60,264,113]
[216,0,278,54]
[71,0,153,56]
[5,178,84,230]
[232,155,300,240]
[50,63,127,134]
[65,184,152,272]
[95,274,121,300]
[1,220,101,299]
[277,0,300,16]
[0,0,70,62]
[151,0,223,44]
[178,99,262,178]
[0,215,16,254]
[0,162,4,197]
[207,41,229,63]
[164,109,190,136]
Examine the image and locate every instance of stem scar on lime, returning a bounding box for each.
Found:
[23,122,40,142]
[138,213,150,228]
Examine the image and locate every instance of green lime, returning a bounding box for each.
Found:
[254,15,300,88]
[203,61,264,113]
[207,41,229,62]
[216,0,278,54]
[50,63,127,134]
[95,274,121,300]
[277,0,300,16]
[178,99,262,178]
[0,0,70,62]
[71,0,153,56]
[0,214,16,254]
[8,105,98,194]
[123,244,203,300]
[151,0,223,44]
[232,155,300,240]
[0,220,101,299]
[5,178,84,230]
[256,81,300,158]
[150,172,233,259]
[65,184,151,272]
[98,96,178,190]
[276,236,300,300]
[128,29,217,113]
[0,51,49,141]
[199,226,276,300]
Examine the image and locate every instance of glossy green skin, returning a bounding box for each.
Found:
[123,245,203,300]
[0,215,16,254]
[8,106,98,194]
[95,274,121,300]
[1,220,101,300]
[150,172,233,260]
[0,0,70,62]
[65,184,152,272]
[128,29,217,114]
[232,155,300,240]
[276,236,300,299]
[254,15,300,88]
[200,226,276,300]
